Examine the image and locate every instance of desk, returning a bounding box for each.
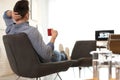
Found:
[90,50,113,80]
[96,46,106,51]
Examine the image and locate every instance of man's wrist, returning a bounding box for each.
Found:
[50,37,56,43]
[6,10,12,17]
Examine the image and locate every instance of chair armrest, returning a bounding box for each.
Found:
[31,60,72,77]
[70,58,92,67]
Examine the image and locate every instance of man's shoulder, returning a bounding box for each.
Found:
[28,26,38,31]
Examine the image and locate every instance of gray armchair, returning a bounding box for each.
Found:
[3,33,72,80]
[71,40,96,78]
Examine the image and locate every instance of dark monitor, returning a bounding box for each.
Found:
[95,30,114,41]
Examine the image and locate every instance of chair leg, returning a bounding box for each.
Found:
[16,76,20,80]
[54,73,62,80]
[57,73,62,80]
[54,74,58,80]
[79,67,81,79]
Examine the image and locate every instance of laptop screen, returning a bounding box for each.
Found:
[95,30,114,41]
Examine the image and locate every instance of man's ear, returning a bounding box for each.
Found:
[25,13,29,20]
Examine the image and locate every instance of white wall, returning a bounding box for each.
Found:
[29,0,49,43]
[48,0,120,52]
[0,0,49,76]
[0,0,17,76]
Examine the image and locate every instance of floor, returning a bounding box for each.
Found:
[0,74,31,80]
[0,67,118,80]
[0,67,93,80]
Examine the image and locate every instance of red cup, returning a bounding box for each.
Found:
[47,28,52,36]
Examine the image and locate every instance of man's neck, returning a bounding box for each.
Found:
[15,19,27,24]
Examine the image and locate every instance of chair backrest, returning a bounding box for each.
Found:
[3,33,42,76]
[71,40,96,60]
[108,34,120,54]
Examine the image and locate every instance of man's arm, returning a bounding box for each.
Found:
[3,10,22,34]
[50,29,58,43]
[3,10,14,26]
[3,10,14,34]
[47,29,58,50]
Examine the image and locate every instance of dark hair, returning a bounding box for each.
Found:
[13,0,29,18]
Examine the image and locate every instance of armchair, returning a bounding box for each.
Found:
[107,34,120,54]
[3,33,72,80]
[71,40,96,78]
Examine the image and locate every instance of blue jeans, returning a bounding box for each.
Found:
[51,50,67,62]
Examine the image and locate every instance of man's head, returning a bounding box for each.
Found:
[13,0,29,21]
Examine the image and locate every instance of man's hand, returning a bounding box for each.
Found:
[51,29,58,39]
[6,10,12,17]
[12,11,21,21]
[6,10,21,21]
[50,29,58,43]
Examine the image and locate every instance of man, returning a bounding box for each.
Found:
[3,0,69,62]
